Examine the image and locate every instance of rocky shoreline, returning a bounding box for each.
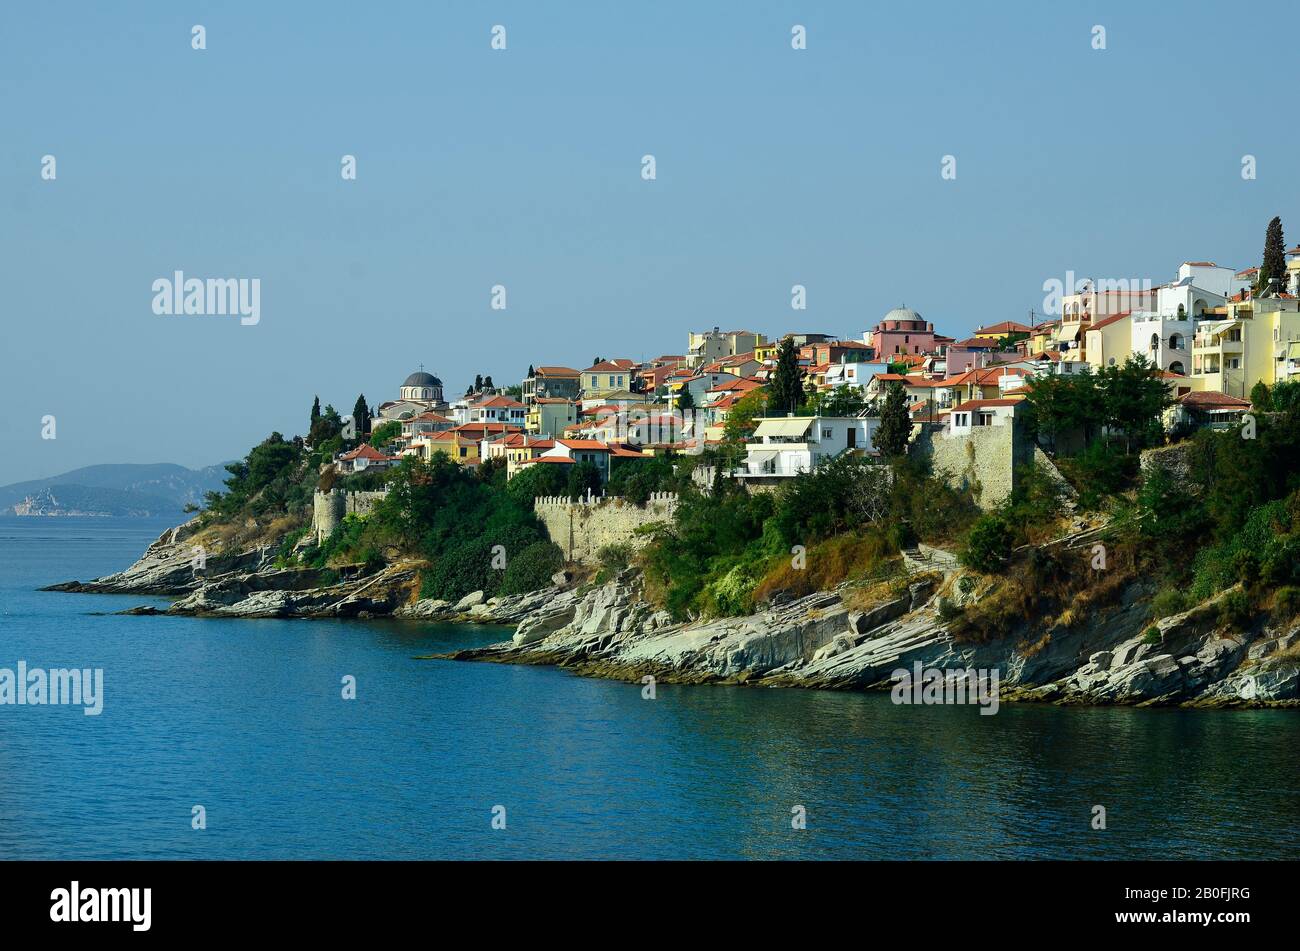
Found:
[46,520,1300,708]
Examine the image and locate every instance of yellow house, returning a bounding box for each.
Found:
[424,430,479,464]
[1192,297,1300,398]
[1084,312,1135,370]
[972,320,1034,341]
[753,342,781,363]
[581,360,634,398]
[1024,321,1059,356]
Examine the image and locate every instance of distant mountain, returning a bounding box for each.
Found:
[0,463,231,517]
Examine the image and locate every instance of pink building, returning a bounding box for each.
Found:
[864,307,939,357]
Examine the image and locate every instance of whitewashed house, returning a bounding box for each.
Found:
[739,415,879,479]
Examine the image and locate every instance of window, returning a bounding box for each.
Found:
[1228,358,1241,370]
[822,428,833,439]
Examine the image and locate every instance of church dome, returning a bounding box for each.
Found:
[403,370,441,387]
[883,307,923,323]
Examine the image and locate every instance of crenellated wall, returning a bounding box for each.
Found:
[534,492,678,565]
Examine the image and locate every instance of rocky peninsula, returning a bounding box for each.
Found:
[47,518,1300,709]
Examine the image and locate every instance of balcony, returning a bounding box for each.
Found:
[1193,335,1242,353]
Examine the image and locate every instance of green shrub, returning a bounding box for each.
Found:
[499,541,564,596]
[1217,589,1252,631]
[961,514,1014,573]
[1057,440,1136,511]
[937,597,964,623]
[1273,586,1300,619]
[1141,625,1162,646]
[1149,587,1187,620]
[597,543,633,573]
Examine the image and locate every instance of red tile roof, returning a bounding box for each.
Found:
[1088,311,1132,331]
[977,320,1034,335]
[1178,390,1251,408]
[953,398,1023,412]
[340,444,393,461]
[557,439,611,451]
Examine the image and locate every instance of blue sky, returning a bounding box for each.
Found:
[2,1,1295,484]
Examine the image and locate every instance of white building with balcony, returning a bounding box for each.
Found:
[1131,311,1194,375]
[739,416,879,481]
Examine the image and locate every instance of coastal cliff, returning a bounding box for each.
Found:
[48,521,1300,708]
[442,569,1300,708]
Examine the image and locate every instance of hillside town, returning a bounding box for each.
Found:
[327,235,1300,509]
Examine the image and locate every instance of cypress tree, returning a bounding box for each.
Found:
[770,337,805,415]
[1258,216,1286,295]
[351,394,371,436]
[873,383,911,457]
[310,395,321,425]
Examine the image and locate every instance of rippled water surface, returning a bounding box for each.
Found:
[1,517,1296,859]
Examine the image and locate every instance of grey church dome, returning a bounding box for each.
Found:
[403,370,441,387]
[883,307,923,323]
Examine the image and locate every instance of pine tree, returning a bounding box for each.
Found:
[1258,216,1287,295]
[769,338,805,415]
[676,386,695,410]
[474,374,483,391]
[873,383,911,457]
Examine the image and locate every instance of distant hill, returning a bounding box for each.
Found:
[0,463,230,517]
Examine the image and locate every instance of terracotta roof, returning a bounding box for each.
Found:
[520,456,576,466]
[1088,311,1132,331]
[1183,261,1219,268]
[450,422,521,436]
[976,320,1034,335]
[535,366,580,377]
[1177,390,1251,408]
[557,439,611,451]
[953,398,1023,412]
[340,444,393,461]
[474,395,525,409]
[587,361,630,373]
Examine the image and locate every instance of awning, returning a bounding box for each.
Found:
[753,418,815,438]
[1055,324,1080,343]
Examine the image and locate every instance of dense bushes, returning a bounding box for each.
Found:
[203,432,307,520]
[1056,440,1137,511]
[640,453,971,621]
[499,541,564,596]
[961,514,1015,573]
[336,456,558,602]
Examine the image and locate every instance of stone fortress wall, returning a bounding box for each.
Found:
[312,489,390,543]
[534,492,678,565]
